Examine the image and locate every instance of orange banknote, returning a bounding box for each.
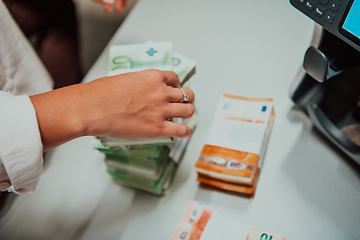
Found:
[171,201,286,240]
[195,94,275,194]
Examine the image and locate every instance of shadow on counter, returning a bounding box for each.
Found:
[282,107,360,235]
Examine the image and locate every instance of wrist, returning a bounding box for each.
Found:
[30,83,89,151]
[65,83,90,138]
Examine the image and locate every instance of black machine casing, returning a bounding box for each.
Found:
[290,0,360,52]
[289,23,360,165]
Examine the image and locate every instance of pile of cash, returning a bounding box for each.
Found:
[171,200,286,240]
[92,41,197,195]
[195,94,275,197]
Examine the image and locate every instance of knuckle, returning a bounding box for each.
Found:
[147,69,163,82]
[153,87,168,100]
[152,120,165,135]
[161,86,169,95]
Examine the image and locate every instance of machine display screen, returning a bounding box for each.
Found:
[342,0,360,39]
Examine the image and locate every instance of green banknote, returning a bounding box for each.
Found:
[104,146,170,181]
[93,139,163,158]
[98,136,174,148]
[107,160,176,195]
[108,41,173,76]
[107,41,196,86]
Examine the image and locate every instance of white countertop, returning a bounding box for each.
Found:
[1,1,360,239]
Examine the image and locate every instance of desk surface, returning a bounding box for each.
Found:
[1,1,360,239]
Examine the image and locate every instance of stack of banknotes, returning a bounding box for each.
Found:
[195,94,275,197]
[92,41,197,195]
[171,200,286,240]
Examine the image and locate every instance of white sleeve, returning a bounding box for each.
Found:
[0,91,43,193]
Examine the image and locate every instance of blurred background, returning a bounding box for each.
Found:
[0,0,138,209]
[73,0,138,74]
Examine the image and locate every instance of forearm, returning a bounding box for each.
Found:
[30,84,88,152]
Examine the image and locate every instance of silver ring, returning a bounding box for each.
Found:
[177,86,189,103]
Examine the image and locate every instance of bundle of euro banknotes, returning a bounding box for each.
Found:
[92,41,197,195]
[195,94,275,197]
[171,200,286,240]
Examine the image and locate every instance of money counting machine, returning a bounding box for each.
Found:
[289,0,360,165]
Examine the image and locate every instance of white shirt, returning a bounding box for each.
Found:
[0,0,53,193]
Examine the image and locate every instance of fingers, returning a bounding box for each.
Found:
[92,0,123,14]
[168,87,195,103]
[103,0,115,3]
[163,103,194,119]
[161,71,181,87]
[104,4,112,13]
[161,121,192,138]
[115,0,124,13]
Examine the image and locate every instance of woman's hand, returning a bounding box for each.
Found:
[81,69,195,139]
[92,0,127,13]
[30,70,195,151]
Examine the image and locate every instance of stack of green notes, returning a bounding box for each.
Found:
[92,114,197,195]
[107,160,176,196]
[92,140,175,195]
[91,41,197,195]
